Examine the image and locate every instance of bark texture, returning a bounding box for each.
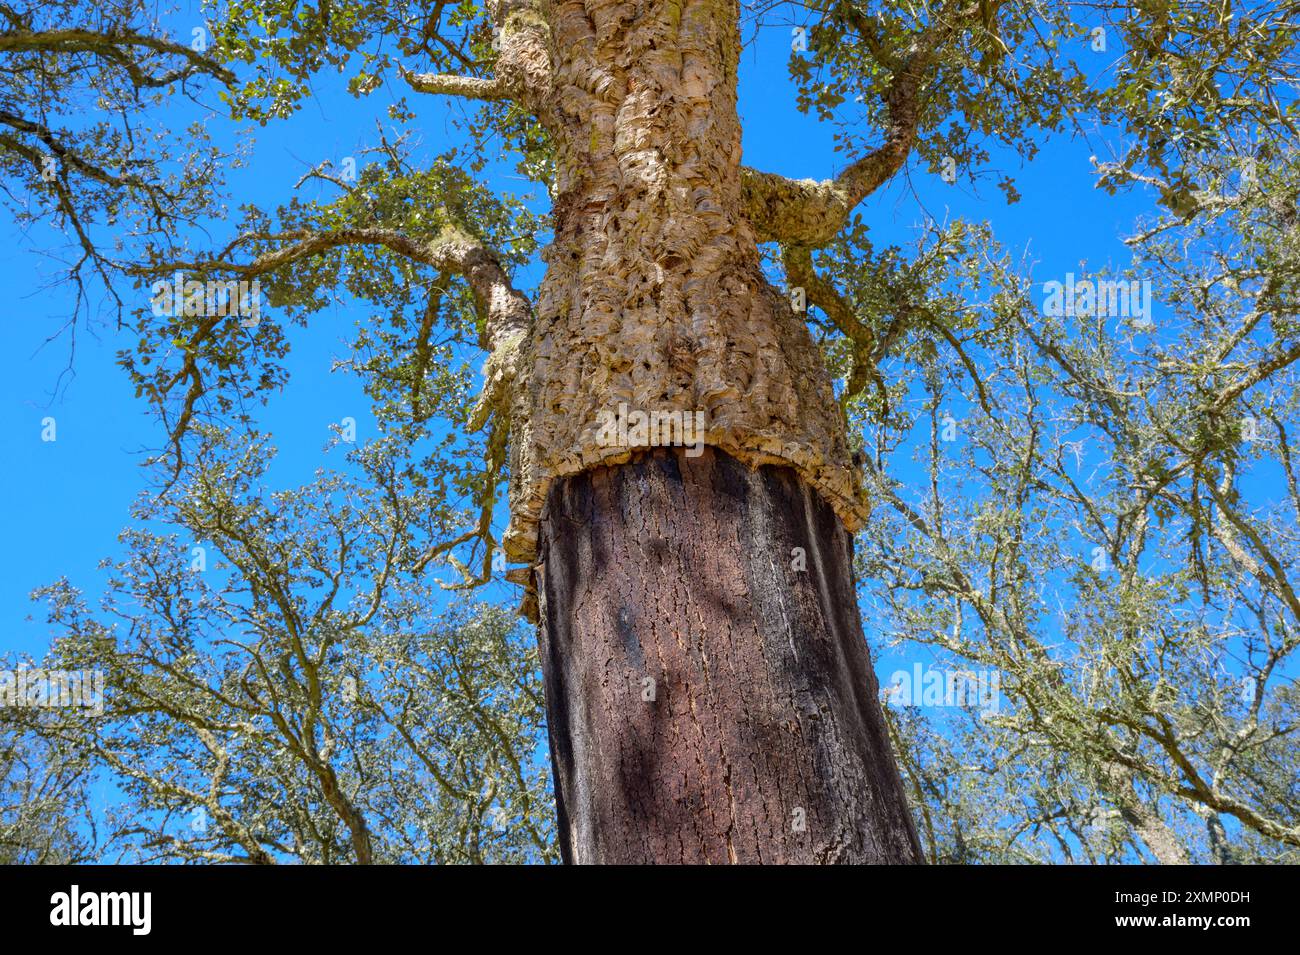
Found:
[535,447,924,863]
[501,0,869,570]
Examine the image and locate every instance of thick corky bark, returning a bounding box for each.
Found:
[535,447,924,864]
[500,0,869,570]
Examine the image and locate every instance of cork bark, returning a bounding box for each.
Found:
[535,448,924,863]
[499,0,868,567]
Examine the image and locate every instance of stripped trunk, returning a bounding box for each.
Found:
[535,448,923,863]
[499,0,922,862]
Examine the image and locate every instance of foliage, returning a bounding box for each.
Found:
[3,0,1299,863]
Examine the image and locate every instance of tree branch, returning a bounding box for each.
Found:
[398,0,553,106]
[744,0,1000,245]
[397,64,509,101]
[0,27,235,85]
[141,221,532,474]
[782,243,879,398]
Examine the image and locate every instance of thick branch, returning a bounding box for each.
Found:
[744,0,997,245]
[744,135,914,246]
[398,65,508,101]
[1100,762,1191,864]
[0,27,235,85]
[399,0,552,106]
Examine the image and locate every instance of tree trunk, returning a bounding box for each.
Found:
[534,447,923,863]
[487,0,922,862]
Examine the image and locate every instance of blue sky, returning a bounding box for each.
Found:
[0,10,1151,669]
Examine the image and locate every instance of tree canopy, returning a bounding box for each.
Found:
[2,0,1298,862]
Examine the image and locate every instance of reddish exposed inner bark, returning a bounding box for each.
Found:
[535,447,923,863]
